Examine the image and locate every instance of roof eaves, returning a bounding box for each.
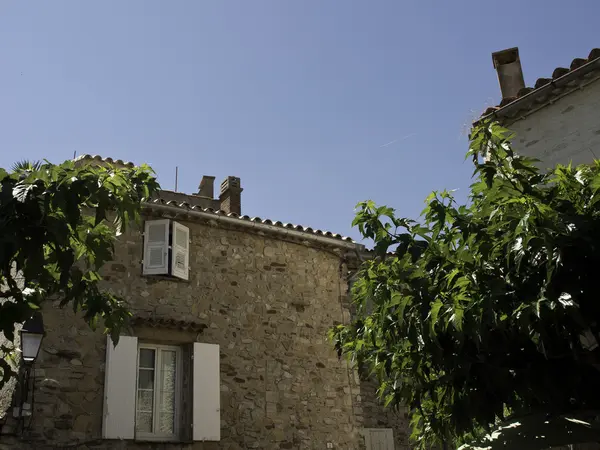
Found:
[145,198,361,250]
[74,154,136,168]
[480,48,600,122]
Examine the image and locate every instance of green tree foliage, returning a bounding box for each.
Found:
[331,121,600,449]
[0,158,159,387]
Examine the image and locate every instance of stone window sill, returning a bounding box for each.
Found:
[133,438,191,444]
[142,274,190,283]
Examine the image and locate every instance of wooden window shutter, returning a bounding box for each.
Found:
[142,219,170,275]
[192,343,220,441]
[102,335,138,440]
[364,428,395,450]
[171,221,189,280]
[179,343,193,442]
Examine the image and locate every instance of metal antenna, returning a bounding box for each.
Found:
[175,166,179,192]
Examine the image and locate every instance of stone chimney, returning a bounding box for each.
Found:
[492,47,526,99]
[219,176,242,215]
[197,175,215,198]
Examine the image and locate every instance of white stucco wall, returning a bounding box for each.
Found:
[507,78,600,169]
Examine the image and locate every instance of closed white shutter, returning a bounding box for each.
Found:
[192,343,220,441]
[364,428,395,450]
[102,335,138,440]
[142,219,170,275]
[171,221,189,280]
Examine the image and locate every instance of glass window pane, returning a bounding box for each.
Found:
[160,390,176,413]
[161,351,177,390]
[136,411,153,433]
[137,390,154,412]
[161,350,176,372]
[159,350,177,417]
[139,348,155,368]
[159,411,174,434]
[138,369,154,390]
[136,347,178,437]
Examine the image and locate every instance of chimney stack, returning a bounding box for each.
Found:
[492,47,526,99]
[197,175,215,198]
[219,176,242,215]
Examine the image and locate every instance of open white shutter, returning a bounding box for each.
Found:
[171,221,189,280]
[143,219,170,275]
[192,343,220,441]
[102,335,138,440]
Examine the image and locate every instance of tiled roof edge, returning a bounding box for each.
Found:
[145,198,360,249]
[74,156,360,249]
[481,48,600,120]
[74,154,136,168]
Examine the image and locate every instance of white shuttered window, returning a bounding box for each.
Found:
[142,219,170,275]
[103,338,220,443]
[143,219,190,280]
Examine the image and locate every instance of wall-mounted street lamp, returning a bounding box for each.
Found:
[12,312,45,432]
[20,312,44,365]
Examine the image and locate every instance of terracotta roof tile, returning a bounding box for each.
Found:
[146,198,355,243]
[74,154,135,168]
[483,47,600,119]
[499,96,517,107]
[570,58,587,70]
[534,77,553,89]
[517,87,534,97]
[552,67,570,79]
[589,48,600,60]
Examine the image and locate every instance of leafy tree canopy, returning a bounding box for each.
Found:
[331,121,600,449]
[0,158,159,387]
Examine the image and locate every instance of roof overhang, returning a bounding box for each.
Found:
[479,54,600,126]
[144,199,363,252]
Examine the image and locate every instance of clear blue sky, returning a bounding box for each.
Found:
[1,1,598,241]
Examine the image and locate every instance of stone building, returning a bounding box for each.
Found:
[0,155,410,449]
[482,46,600,167]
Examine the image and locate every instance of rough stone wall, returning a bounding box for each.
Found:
[506,78,600,168]
[0,215,367,450]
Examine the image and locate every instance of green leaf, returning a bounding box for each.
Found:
[450,306,464,331]
[430,300,443,335]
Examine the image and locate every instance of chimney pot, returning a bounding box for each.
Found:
[219,176,242,215]
[198,176,216,198]
[492,47,526,100]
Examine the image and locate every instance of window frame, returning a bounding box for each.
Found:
[135,343,182,442]
[142,219,190,281]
